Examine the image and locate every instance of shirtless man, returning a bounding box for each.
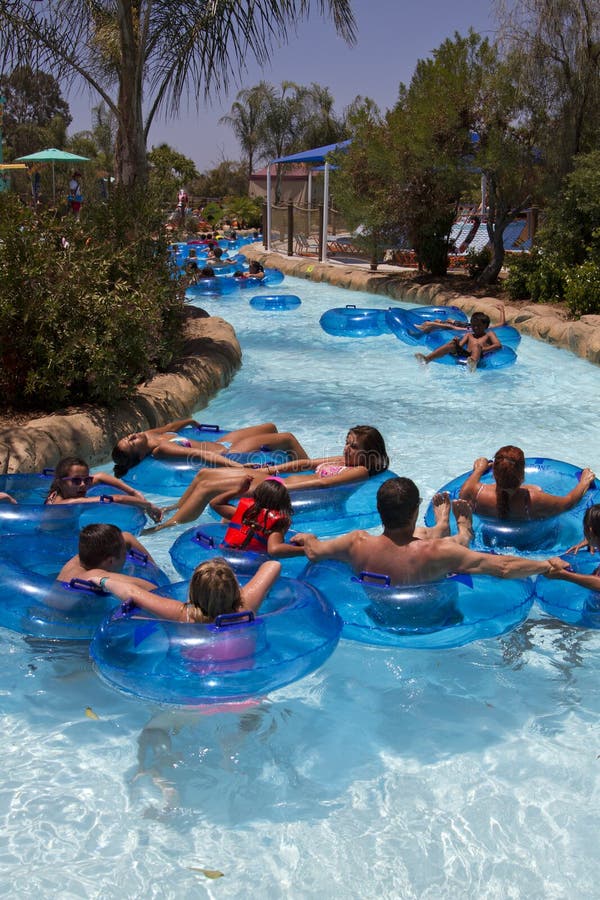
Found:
[294,477,563,584]
[58,522,156,590]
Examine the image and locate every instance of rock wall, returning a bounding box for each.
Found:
[0,308,242,473]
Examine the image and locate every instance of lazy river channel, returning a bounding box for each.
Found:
[1,275,599,898]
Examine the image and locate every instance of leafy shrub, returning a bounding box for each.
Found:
[505,253,538,299]
[0,190,184,410]
[504,250,565,303]
[526,253,565,303]
[466,246,491,279]
[564,260,600,316]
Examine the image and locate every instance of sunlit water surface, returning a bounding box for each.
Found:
[2,276,600,898]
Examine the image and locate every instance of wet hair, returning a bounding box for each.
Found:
[237,479,293,550]
[199,265,215,277]
[79,523,125,569]
[47,457,89,499]
[470,312,490,330]
[377,477,420,529]
[493,445,525,518]
[348,425,389,475]
[583,504,600,547]
[187,558,242,622]
[249,260,264,274]
[112,442,141,479]
[212,247,223,259]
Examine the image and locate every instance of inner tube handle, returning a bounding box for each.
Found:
[193,530,216,549]
[99,494,114,503]
[127,548,149,563]
[68,577,105,594]
[352,571,391,586]
[214,610,255,628]
[196,423,220,432]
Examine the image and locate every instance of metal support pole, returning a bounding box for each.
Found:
[287,201,294,256]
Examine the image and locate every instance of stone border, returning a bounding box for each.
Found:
[245,247,600,365]
[0,308,242,474]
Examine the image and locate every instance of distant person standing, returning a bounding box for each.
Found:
[68,172,83,217]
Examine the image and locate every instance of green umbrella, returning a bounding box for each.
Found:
[16,148,90,202]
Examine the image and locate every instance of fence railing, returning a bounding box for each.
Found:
[264,201,352,261]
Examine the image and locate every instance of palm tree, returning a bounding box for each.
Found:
[220,82,275,187]
[0,0,356,187]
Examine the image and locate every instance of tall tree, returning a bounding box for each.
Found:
[0,0,356,188]
[496,0,600,178]
[219,82,274,186]
[0,64,71,158]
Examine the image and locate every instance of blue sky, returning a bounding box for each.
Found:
[66,0,496,172]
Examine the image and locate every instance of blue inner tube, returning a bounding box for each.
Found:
[320,305,390,337]
[0,541,168,640]
[170,522,307,580]
[236,268,284,289]
[0,476,146,535]
[386,305,469,345]
[422,324,521,350]
[421,332,517,368]
[303,560,535,648]
[535,550,600,628]
[185,276,239,298]
[90,576,342,705]
[208,470,398,536]
[121,424,291,495]
[424,457,599,554]
[250,294,301,311]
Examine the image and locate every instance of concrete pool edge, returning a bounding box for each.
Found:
[245,247,600,367]
[0,309,242,474]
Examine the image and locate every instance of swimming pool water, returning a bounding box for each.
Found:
[1,276,599,898]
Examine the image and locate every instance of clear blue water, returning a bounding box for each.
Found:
[2,276,600,898]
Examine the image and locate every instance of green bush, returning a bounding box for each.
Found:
[564,260,600,316]
[466,246,491,279]
[0,190,184,410]
[526,253,565,303]
[505,253,538,299]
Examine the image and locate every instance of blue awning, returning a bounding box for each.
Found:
[271,139,351,165]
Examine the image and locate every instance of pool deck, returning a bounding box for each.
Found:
[1,249,599,473]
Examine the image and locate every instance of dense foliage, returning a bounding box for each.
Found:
[505,151,600,314]
[0,191,184,410]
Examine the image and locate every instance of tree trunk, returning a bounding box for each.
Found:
[114,0,147,187]
[477,222,506,285]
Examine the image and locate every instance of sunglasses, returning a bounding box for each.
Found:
[61,476,94,487]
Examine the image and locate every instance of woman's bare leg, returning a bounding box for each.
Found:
[227,431,310,460]
[146,471,255,532]
[221,423,278,441]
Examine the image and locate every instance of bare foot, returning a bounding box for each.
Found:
[452,499,474,546]
[432,492,451,526]
[415,352,428,366]
[466,357,478,372]
[143,517,178,535]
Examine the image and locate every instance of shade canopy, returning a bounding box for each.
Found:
[15,148,90,201]
[16,148,90,164]
[271,139,351,166]
[266,140,351,260]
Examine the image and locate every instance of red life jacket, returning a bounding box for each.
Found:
[223,497,288,552]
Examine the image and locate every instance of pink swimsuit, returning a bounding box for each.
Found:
[315,463,348,478]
